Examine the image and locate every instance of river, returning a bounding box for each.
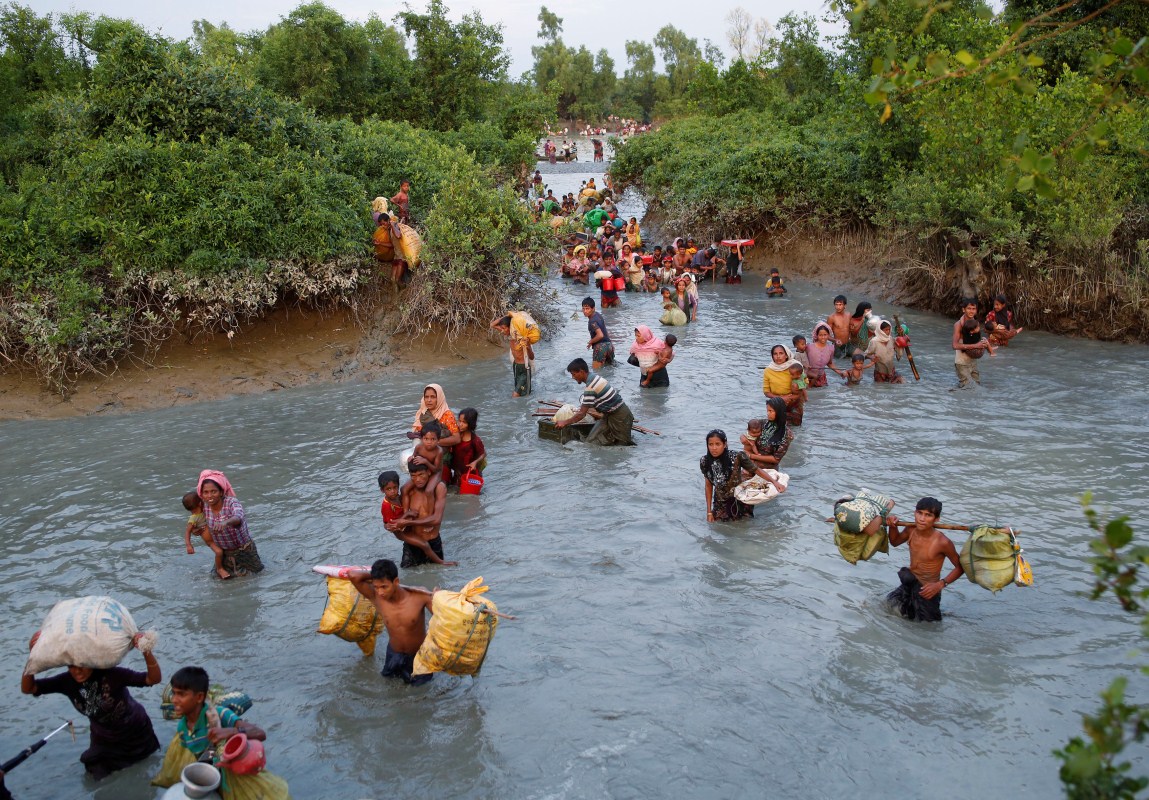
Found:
[1,167,1147,799]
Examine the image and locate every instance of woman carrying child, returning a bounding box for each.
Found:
[198,470,264,577]
[743,397,795,469]
[153,666,290,799]
[629,325,673,388]
[700,429,787,522]
[762,345,804,425]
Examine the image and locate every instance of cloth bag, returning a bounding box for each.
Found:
[413,577,500,677]
[960,526,1031,592]
[25,596,139,675]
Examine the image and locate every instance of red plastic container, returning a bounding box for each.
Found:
[459,469,484,495]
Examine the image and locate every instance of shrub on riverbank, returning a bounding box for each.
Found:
[612,60,1149,340]
[0,14,553,391]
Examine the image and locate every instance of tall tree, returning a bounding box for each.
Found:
[653,24,701,97]
[254,3,372,118]
[398,0,508,131]
[726,7,753,62]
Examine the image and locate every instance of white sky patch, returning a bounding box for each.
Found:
[32,0,843,77]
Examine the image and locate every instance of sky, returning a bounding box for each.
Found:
[30,0,843,78]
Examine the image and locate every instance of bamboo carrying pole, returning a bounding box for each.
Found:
[822,517,1018,533]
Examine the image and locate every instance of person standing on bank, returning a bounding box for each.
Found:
[555,358,635,445]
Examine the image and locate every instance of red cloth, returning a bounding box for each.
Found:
[381,498,404,525]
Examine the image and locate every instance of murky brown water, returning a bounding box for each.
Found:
[1,167,1147,799]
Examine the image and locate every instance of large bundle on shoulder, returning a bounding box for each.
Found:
[394,223,423,267]
[25,596,147,675]
[510,311,541,345]
[833,489,895,565]
[312,566,384,656]
[960,526,1033,592]
[413,577,503,677]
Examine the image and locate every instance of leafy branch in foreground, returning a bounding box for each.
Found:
[1054,494,1149,799]
[848,0,1148,198]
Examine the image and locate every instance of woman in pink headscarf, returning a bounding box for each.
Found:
[629,325,674,388]
[197,470,263,578]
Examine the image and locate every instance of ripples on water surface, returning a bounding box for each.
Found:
[2,176,1149,799]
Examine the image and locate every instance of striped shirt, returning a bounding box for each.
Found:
[580,373,624,413]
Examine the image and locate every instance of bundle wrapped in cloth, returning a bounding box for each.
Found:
[734,470,790,505]
[833,489,895,565]
[312,566,384,656]
[24,596,152,675]
[413,577,502,677]
[960,527,1033,592]
[552,404,579,424]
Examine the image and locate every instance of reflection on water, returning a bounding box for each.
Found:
[2,173,1149,799]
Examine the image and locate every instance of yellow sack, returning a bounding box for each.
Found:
[413,577,500,676]
[317,577,383,656]
[395,223,423,267]
[834,522,889,565]
[960,526,1030,593]
[510,311,541,345]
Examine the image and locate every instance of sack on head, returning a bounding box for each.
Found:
[25,596,139,675]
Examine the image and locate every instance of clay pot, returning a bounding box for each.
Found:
[219,732,266,775]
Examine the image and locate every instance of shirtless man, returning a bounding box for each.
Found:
[349,559,436,685]
[828,295,852,359]
[389,462,456,568]
[885,497,964,622]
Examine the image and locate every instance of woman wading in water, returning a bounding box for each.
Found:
[700,429,786,522]
[198,470,264,577]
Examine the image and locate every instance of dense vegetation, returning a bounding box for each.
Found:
[607,1,1149,340]
[0,2,554,390]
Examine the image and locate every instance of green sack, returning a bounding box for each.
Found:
[660,306,688,326]
[833,489,894,535]
[960,526,1019,593]
[834,522,889,565]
